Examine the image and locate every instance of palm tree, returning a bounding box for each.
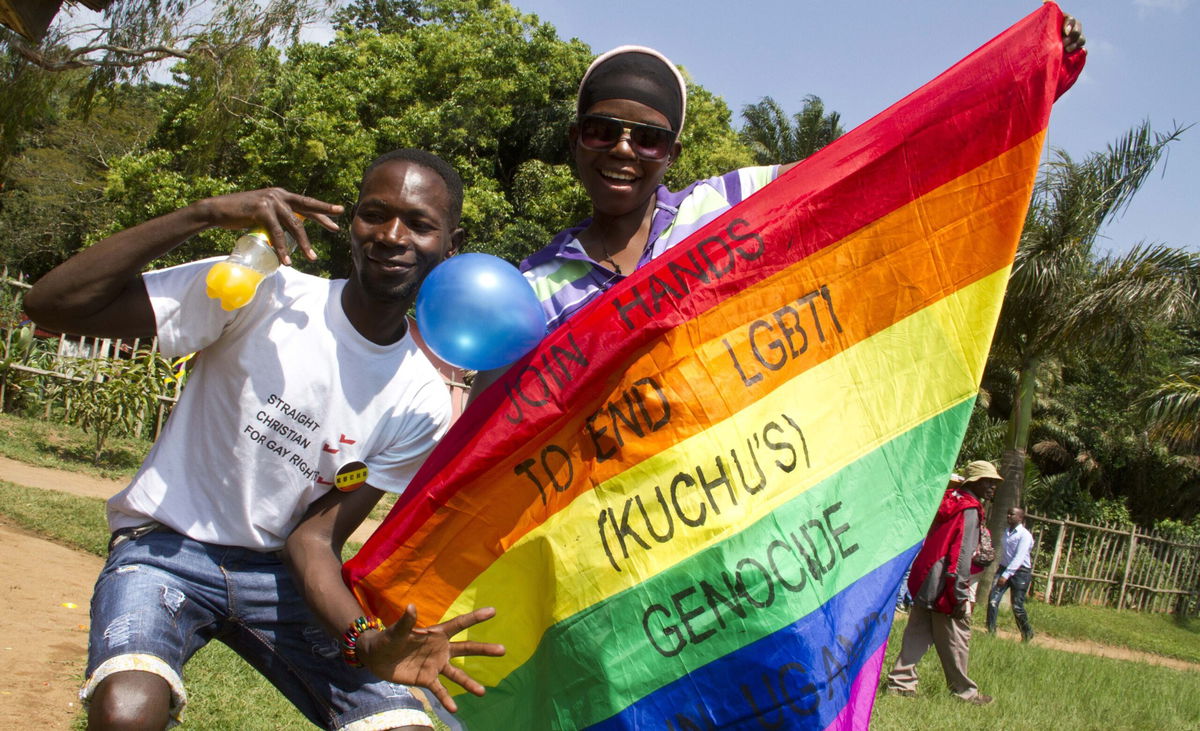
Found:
[740,94,844,164]
[1143,357,1200,453]
[987,120,1200,543]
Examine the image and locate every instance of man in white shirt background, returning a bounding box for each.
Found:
[987,507,1036,642]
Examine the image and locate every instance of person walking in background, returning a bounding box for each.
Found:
[987,507,1036,641]
[885,461,1003,705]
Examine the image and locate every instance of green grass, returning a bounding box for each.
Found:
[1022,600,1200,664]
[0,480,110,555]
[0,411,150,480]
[873,613,1200,730]
[368,489,400,522]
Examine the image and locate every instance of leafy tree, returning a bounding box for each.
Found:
[1,0,329,80]
[0,0,331,177]
[333,0,423,33]
[1031,341,1200,523]
[0,82,163,276]
[221,3,590,269]
[670,83,755,188]
[987,121,1200,542]
[0,38,81,175]
[93,0,754,273]
[739,94,844,165]
[970,318,1200,525]
[1143,356,1200,453]
[72,43,285,270]
[957,394,1008,465]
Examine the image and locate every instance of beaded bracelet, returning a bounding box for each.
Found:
[340,616,384,667]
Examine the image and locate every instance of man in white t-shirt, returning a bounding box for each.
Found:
[25,149,504,730]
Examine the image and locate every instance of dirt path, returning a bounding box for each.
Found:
[0,455,126,502]
[0,518,101,728]
[992,628,1199,672]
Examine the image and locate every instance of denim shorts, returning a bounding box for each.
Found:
[82,528,433,729]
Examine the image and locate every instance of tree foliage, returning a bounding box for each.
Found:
[0,0,331,177]
[983,121,1200,537]
[0,78,164,274]
[1010,327,1200,523]
[1,0,329,79]
[1,0,765,276]
[1142,355,1200,454]
[87,0,754,273]
[739,94,844,165]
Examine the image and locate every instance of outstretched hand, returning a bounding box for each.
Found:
[1062,14,1085,54]
[358,605,506,713]
[197,188,345,265]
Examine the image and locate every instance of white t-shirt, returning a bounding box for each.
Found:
[105,258,451,551]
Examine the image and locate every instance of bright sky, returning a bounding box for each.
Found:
[510,0,1199,258]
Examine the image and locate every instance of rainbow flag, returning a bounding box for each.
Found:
[345,5,1084,728]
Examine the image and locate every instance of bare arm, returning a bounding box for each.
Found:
[24,189,343,338]
[283,486,504,712]
[283,485,386,637]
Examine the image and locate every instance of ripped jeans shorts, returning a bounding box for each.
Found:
[83,526,432,730]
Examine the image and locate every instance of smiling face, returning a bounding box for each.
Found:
[347,159,462,309]
[571,98,682,221]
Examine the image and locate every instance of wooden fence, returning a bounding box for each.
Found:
[3,267,184,439]
[1026,513,1200,616]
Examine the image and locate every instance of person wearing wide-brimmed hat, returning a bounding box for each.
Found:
[885,460,1003,705]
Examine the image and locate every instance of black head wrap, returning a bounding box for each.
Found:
[577,46,687,133]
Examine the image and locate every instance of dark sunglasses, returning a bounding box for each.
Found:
[576,114,677,161]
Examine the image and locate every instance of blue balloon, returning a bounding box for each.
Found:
[415,253,546,371]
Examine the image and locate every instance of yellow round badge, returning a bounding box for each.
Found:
[335,461,368,492]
